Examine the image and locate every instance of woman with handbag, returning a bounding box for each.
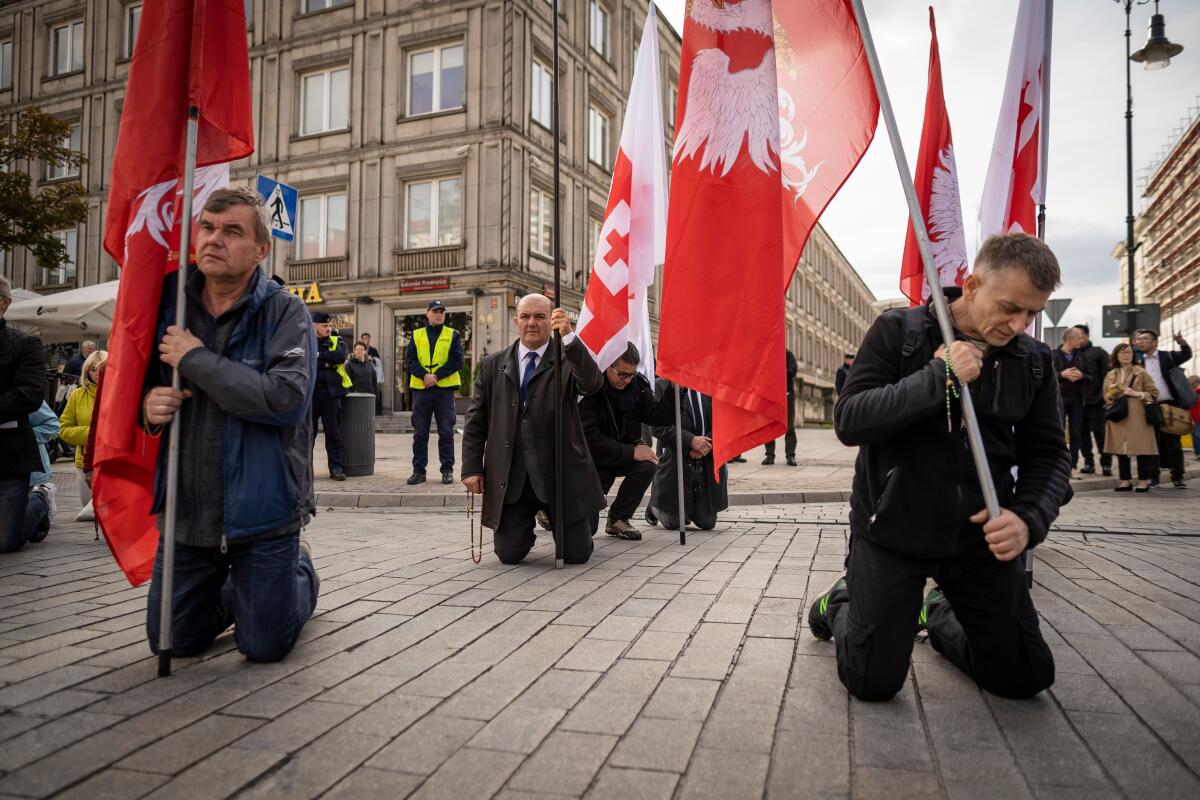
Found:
[1103,343,1158,492]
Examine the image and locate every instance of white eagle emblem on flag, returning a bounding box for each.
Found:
[124,164,231,260]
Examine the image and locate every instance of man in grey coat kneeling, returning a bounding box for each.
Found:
[461,294,605,565]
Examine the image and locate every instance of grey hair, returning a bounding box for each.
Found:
[82,340,97,350]
[203,187,272,245]
[0,275,11,300]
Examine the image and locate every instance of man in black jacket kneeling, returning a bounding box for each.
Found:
[807,233,1071,702]
[579,343,674,540]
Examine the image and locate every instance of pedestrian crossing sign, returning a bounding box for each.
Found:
[256,175,298,242]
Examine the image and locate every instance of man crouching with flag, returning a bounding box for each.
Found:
[142,188,320,662]
[807,234,1070,701]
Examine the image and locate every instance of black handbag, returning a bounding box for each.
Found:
[1145,401,1164,427]
[1104,372,1134,422]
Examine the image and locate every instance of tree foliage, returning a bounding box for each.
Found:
[0,108,89,278]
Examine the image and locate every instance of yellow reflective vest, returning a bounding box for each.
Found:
[327,335,353,390]
[409,325,462,389]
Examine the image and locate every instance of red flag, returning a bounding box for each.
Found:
[95,0,253,586]
[980,0,1052,239]
[900,7,967,306]
[658,0,878,468]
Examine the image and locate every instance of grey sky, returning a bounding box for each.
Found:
[657,0,1200,347]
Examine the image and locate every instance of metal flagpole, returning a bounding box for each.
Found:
[159,105,200,677]
[849,0,1001,521]
[551,0,565,569]
[674,385,686,546]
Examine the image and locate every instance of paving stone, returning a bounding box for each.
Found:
[323,768,424,799]
[585,767,679,800]
[240,725,389,799]
[671,623,746,680]
[221,681,323,719]
[118,713,262,774]
[515,669,602,711]
[507,731,617,796]
[561,659,669,736]
[641,677,721,722]
[853,766,942,799]
[1067,709,1200,798]
[412,748,524,800]
[233,700,360,753]
[367,714,484,775]
[469,704,565,754]
[0,711,124,772]
[53,767,170,800]
[609,717,703,772]
[141,747,287,800]
[766,732,848,799]
[676,747,769,800]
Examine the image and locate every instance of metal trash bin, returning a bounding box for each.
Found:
[341,392,376,477]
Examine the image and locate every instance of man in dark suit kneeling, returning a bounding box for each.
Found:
[461,293,605,564]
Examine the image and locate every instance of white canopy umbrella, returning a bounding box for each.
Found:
[6,281,119,343]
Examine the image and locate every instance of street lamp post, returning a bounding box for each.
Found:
[1117,0,1183,308]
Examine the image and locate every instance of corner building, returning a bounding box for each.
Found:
[1,0,873,422]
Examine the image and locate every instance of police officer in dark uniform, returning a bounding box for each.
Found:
[311,311,350,481]
[405,300,464,485]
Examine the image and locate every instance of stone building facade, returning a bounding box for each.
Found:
[1,0,875,420]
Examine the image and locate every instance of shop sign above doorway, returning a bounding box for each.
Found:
[399,276,450,293]
[256,175,298,242]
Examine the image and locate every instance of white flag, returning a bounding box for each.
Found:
[979,0,1053,240]
[575,3,668,381]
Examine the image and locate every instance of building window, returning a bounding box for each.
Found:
[1,41,11,90]
[405,176,463,249]
[123,4,142,59]
[530,187,554,258]
[303,0,351,12]
[588,105,610,168]
[407,43,464,116]
[668,86,677,129]
[531,60,552,129]
[49,20,84,77]
[300,66,349,135]
[45,122,81,181]
[585,216,602,285]
[298,192,347,260]
[589,1,610,59]
[44,229,77,286]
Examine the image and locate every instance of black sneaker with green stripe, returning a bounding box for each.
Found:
[918,586,946,632]
[807,576,847,641]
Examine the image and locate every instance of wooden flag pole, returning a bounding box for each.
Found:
[551,0,565,569]
[848,0,1002,522]
[159,106,200,677]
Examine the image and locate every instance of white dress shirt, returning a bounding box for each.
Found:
[1142,353,1171,400]
[516,332,577,372]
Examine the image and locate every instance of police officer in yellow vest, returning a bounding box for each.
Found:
[405,300,464,485]
[311,311,351,481]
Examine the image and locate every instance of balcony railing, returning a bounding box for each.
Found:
[288,256,349,282]
[393,245,465,274]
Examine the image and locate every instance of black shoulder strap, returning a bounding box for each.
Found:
[899,305,927,359]
[1029,346,1045,385]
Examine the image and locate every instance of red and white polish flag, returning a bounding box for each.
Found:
[979,0,1053,239]
[576,5,668,381]
[900,7,967,306]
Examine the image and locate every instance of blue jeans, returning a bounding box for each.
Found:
[0,476,31,553]
[1193,422,1200,457]
[22,489,49,543]
[411,387,456,473]
[145,533,318,662]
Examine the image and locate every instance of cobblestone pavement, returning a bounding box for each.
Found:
[1,490,1199,798]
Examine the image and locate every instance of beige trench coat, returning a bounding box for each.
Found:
[1103,366,1159,456]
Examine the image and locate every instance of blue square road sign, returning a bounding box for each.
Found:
[256,175,298,242]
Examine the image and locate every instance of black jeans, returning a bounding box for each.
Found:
[411,387,456,473]
[0,476,31,553]
[1062,396,1086,469]
[146,533,318,662]
[494,478,593,565]
[826,537,1055,702]
[593,460,656,531]
[1117,455,1154,482]
[1080,403,1111,470]
[312,389,343,470]
[1154,419,1185,481]
[764,395,797,460]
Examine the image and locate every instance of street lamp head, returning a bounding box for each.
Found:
[1131,9,1184,69]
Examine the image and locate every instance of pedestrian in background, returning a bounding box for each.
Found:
[763,348,799,466]
[1053,327,1087,477]
[346,341,378,396]
[0,275,47,554]
[62,339,95,381]
[1071,324,1111,477]
[835,353,854,395]
[406,300,463,485]
[1190,375,1200,460]
[60,349,107,521]
[1103,343,1159,492]
[579,342,674,540]
[1133,329,1192,488]
[312,311,350,481]
[141,187,319,663]
[360,333,384,414]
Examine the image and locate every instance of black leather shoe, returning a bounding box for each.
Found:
[1174,480,1187,489]
[331,468,346,481]
[1080,465,1095,474]
[730,456,747,463]
[786,457,798,467]
[645,506,658,526]
[406,472,426,485]
[761,456,775,465]
[1102,468,1112,477]
[442,472,454,484]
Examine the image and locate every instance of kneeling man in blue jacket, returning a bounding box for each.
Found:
[142,187,320,663]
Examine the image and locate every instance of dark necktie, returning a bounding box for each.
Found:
[520,351,538,405]
[691,389,705,436]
